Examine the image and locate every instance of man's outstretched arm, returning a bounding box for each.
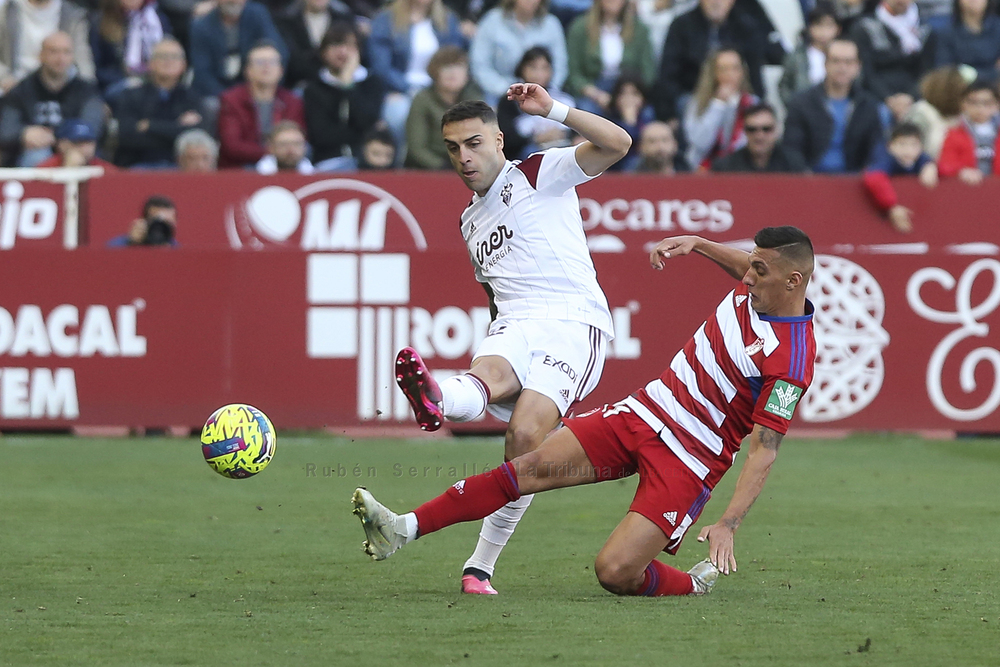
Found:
[649,235,751,281]
[695,424,782,574]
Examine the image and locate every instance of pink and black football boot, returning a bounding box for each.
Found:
[394,347,444,431]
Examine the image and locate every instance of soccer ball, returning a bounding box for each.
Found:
[200,404,276,479]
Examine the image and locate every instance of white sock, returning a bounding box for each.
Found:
[398,512,418,544]
[463,494,535,577]
[440,374,489,422]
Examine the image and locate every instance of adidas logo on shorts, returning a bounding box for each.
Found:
[662,511,677,526]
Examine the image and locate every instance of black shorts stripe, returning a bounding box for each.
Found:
[576,326,601,401]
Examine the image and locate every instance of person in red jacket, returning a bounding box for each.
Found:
[217,40,305,168]
[937,80,1000,185]
[862,122,937,233]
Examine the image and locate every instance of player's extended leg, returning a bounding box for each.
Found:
[593,512,718,597]
[352,427,595,561]
[462,389,561,593]
[395,349,520,431]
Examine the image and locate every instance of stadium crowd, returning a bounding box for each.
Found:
[1,0,999,209]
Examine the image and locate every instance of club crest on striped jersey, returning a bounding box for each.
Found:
[735,294,747,307]
[744,337,765,356]
[765,380,803,420]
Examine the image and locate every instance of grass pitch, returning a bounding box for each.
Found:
[1,433,998,666]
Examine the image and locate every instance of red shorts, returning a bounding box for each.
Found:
[563,404,711,554]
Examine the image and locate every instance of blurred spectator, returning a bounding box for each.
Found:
[682,47,757,170]
[158,0,198,51]
[218,40,305,167]
[496,46,572,159]
[935,0,1000,83]
[357,125,397,167]
[606,75,654,170]
[0,0,95,92]
[276,0,357,89]
[404,45,480,168]
[632,119,682,173]
[36,118,117,167]
[711,102,808,172]
[938,79,1000,183]
[0,32,104,167]
[862,122,937,233]
[850,0,936,123]
[443,0,499,37]
[564,0,655,115]
[368,0,466,144]
[90,0,173,102]
[107,194,178,246]
[636,0,696,63]
[470,0,567,107]
[784,38,884,173]
[115,38,206,167]
[917,0,953,29]
[256,119,315,172]
[826,0,867,34]
[303,22,383,165]
[779,4,840,107]
[189,0,288,98]
[175,127,219,170]
[655,0,784,121]
[547,0,589,28]
[903,65,970,158]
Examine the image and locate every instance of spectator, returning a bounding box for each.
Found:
[903,65,970,158]
[0,0,95,93]
[784,38,884,173]
[115,38,206,167]
[404,45,480,168]
[778,4,840,107]
[547,0,590,28]
[443,0,499,38]
[655,0,784,121]
[918,0,953,29]
[850,0,936,123]
[495,46,572,159]
[303,22,383,165]
[711,102,809,172]
[829,0,867,34]
[276,0,357,89]
[357,125,397,168]
[470,0,568,107]
[217,40,305,168]
[90,0,173,102]
[175,127,219,170]
[107,194,178,246]
[862,122,937,233]
[938,79,1000,183]
[36,118,117,168]
[632,119,682,173]
[0,32,104,167]
[636,0,696,64]
[256,119,315,172]
[368,0,466,143]
[606,75,655,170]
[682,47,757,170]
[189,0,288,98]
[564,0,656,115]
[935,0,1000,83]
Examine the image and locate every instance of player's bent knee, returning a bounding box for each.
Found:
[594,555,643,596]
[504,425,545,459]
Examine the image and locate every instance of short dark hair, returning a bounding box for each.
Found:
[890,122,923,143]
[362,126,396,148]
[743,101,776,120]
[143,195,175,218]
[963,79,998,100]
[754,226,814,274]
[441,100,497,129]
[247,39,282,62]
[320,21,359,51]
[515,46,553,80]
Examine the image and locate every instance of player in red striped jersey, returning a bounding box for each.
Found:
[354,227,816,597]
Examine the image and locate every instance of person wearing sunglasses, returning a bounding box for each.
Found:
[711,101,807,172]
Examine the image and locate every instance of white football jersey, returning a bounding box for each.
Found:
[460,146,614,337]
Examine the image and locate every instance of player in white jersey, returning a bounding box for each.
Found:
[393,84,632,594]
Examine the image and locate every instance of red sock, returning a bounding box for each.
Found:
[636,559,694,596]
[413,462,520,536]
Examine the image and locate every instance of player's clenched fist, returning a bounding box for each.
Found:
[507,83,554,117]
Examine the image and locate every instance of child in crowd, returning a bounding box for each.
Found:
[862,123,937,233]
[937,80,1000,184]
[605,74,654,170]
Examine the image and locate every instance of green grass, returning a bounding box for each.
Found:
[1,433,999,666]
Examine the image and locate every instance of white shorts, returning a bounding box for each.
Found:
[472,317,609,422]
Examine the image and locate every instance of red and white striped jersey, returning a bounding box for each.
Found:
[626,283,816,489]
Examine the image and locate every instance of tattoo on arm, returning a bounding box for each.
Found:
[759,426,783,451]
